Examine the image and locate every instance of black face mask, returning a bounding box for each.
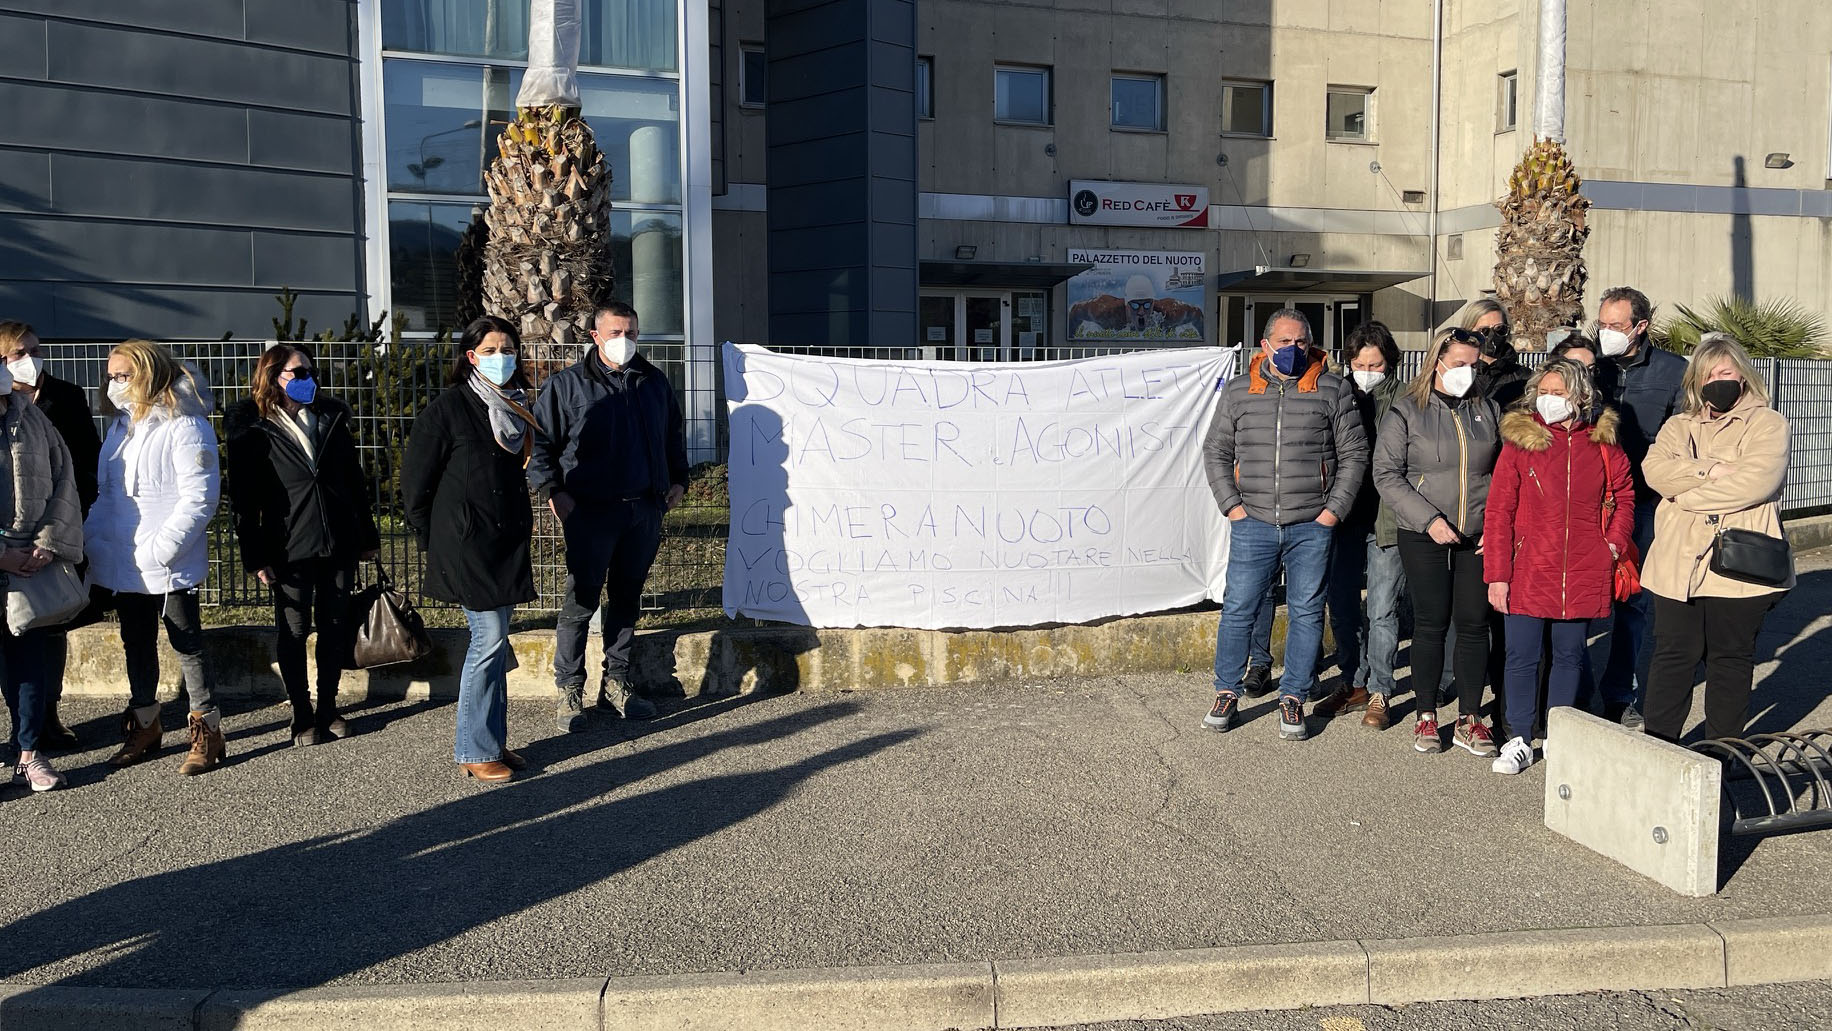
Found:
[1701,379,1744,413]
[1478,325,1511,359]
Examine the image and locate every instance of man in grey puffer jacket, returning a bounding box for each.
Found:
[1201,309,1369,740]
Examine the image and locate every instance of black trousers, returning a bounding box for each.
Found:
[1644,592,1779,741]
[273,558,358,715]
[1397,529,1489,716]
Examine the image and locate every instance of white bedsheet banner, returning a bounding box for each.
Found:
[722,344,1237,629]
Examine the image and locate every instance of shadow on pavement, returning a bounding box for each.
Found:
[0,700,913,996]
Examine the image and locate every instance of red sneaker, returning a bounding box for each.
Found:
[1414,712,1443,753]
[1454,716,1499,758]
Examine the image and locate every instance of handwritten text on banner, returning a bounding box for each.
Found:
[722,344,1237,629]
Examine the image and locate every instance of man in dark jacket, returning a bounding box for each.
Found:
[529,301,688,731]
[1201,308,1369,741]
[1592,285,1687,729]
[2,321,100,749]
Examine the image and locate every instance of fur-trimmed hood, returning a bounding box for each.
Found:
[1500,406,1619,451]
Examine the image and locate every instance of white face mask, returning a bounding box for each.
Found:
[1438,363,1475,398]
[107,379,133,410]
[600,336,638,367]
[1536,393,1574,424]
[7,355,42,387]
[1350,370,1387,391]
[1597,327,1634,357]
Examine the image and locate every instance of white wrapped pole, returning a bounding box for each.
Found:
[516,0,582,109]
[1534,0,1566,142]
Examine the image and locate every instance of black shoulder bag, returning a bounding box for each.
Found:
[1708,515,1792,587]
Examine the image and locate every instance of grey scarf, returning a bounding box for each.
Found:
[467,374,537,463]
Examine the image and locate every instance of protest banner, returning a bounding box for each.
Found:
[722,344,1237,629]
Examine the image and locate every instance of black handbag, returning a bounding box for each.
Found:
[347,564,435,668]
[1709,517,1792,587]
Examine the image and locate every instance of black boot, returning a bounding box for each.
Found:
[41,703,80,751]
[290,697,322,747]
[315,693,349,740]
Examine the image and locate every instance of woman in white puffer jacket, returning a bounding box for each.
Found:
[85,340,225,776]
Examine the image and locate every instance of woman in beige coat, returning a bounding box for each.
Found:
[1640,333,1793,741]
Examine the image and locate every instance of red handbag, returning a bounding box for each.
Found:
[1601,489,1641,602]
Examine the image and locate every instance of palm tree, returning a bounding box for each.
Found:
[472,0,614,374]
[1491,0,1588,351]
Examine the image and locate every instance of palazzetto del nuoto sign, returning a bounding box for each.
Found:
[1068,180,1210,228]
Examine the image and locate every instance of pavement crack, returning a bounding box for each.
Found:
[69,828,158,887]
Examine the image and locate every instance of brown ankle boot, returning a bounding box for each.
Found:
[108,705,163,767]
[179,710,225,776]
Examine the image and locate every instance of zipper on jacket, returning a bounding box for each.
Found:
[1272,380,1285,523]
[1451,405,1470,531]
[1562,431,1572,615]
[1527,467,1545,495]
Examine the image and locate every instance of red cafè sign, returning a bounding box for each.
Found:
[1069,181,1211,228]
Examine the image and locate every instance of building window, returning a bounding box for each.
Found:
[916,56,934,119]
[1497,70,1518,132]
[382,0,678,72]
[740,44,765,107]
[376,2,686,334]
[1220,79,1271,137]
[994,65,1051,125]
[1325,85,1373,141]
[1110,73,1165,131]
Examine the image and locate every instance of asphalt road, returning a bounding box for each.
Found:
[2,551,1829,994]
[1032,980,1832,1031]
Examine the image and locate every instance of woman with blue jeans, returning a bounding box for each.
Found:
[403,316,540,782]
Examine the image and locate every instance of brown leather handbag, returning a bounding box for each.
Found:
[348,564,434,668]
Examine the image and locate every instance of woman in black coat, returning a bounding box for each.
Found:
[225,343,379,747]
[402,316,538,783]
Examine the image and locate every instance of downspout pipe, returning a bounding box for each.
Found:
[1427,0,1444,329]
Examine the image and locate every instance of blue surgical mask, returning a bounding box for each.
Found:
[1272,344,1308,376]
[283,376,317,405]
[477,353,516,386]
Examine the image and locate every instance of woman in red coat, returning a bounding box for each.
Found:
[1483,359,1635,775]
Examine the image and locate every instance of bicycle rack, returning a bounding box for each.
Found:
[1693,729,1832,837]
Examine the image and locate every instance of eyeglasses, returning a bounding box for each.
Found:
[1127,299,1154,311]
[104,372,132,384]
[1446,328,1484,347]
[283,367,315,380]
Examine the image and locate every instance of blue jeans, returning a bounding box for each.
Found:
[1599,499,1658,709]
[1328,528,1405,696]
[1504,614,1588,743]
[1213,516,1333,701]
[1249,577,1277,669]
[1,628,47,752]
[455,606,512,764]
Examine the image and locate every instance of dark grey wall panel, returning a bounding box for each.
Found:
[0,216,254,286]
[49,153,354,232]
[0,13,46,77]
[0,0,247,40]
[0,83,251,164]
[251,231,360,292]
[0,152,51,211]
[767,0,917,348]
[245,0,353,56]
[0,282,358,342]
[0,3,365,340]
[48,21,351,113]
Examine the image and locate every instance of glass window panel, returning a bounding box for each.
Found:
[1326,88,1370,140]
[388,200,478,331]
[384,0,677,72]
[916,56,933,119]
[1111,75,1162,130]
[385,61,681,203]
[741,46,766,106]
[995,66,1049,124]
[1222,81,1269,136]
[388,203,682,335]
[1498,71,1518,131]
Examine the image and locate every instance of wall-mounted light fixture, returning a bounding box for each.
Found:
[1765,152,1793,169]
[955,245,977,260]
[1288,253,1312,268]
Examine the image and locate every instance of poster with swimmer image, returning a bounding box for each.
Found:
[1065,250,1207,343]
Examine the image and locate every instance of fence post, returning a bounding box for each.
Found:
[1768,357,1781,404]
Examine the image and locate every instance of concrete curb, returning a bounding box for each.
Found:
[5,915,1831,1030]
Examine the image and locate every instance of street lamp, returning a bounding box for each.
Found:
[409,119,483,183]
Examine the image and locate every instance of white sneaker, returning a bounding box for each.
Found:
[1491,736,1536,775]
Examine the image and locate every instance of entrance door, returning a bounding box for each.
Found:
[919,291,1011,360]
[1231,295,1365,355]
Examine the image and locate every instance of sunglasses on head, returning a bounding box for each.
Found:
[1446,328,1484,348]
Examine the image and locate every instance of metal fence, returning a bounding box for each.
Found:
[47,342,1832,616]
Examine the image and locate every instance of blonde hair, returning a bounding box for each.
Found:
[1519,358,1598,418]
[1681,333,1769,415]
[0,320,35,353]
[1455,297,1510,333]
[1406,327,1484,408]
[102,339,194,422]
